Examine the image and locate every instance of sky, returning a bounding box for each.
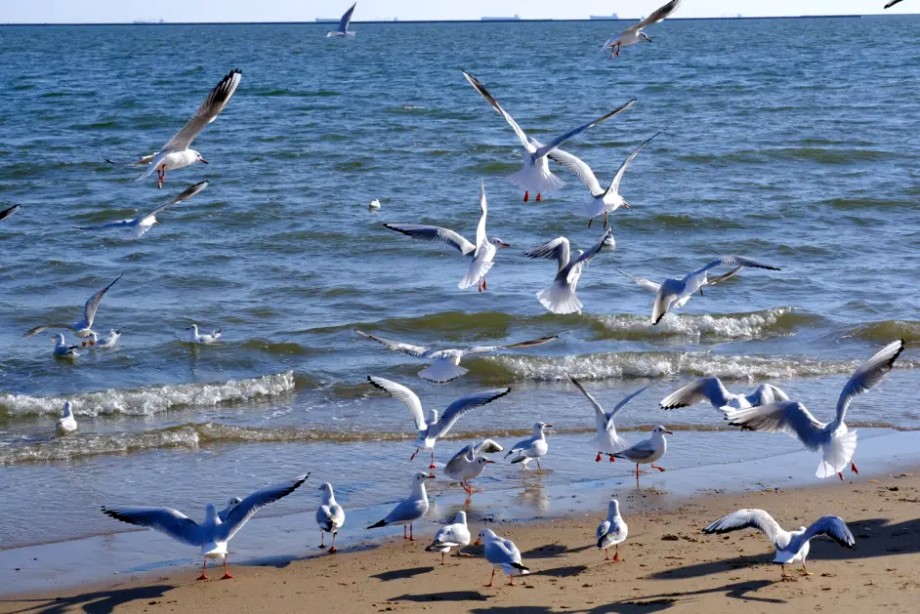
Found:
[0,1,912,24]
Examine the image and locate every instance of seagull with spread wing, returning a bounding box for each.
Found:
[356,330,557,384]
[80,181,208,238]
[525,228,613,315]
[463,70,636,203]
[603,0,683,58]
[660,376,789,413]
[613,264,741,314]
[327,2,357,37]
[25,274,123,345]
[568,375,649,461]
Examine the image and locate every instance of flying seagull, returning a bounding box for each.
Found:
[602,0,683,58]
[25,274,123,344]
[80,181,208,238]
[613,264,741,314]
[525,228,613,315]
[356,329,558,383]
[327,2,357,37]
[463,70,636,202]
[660,376,789,412]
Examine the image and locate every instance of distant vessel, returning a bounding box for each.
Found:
[589,13,620,20]
[481,14,521,21]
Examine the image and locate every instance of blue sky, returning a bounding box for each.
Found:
[0,1,911,24]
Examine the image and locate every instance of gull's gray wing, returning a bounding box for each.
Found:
[660,377,732,410]
[79,219,136,231]
[726,401,827,449]
[568,374,610,431]
[356,330,429,357]
[368,376,426,431]
[799,515,855,549]
[608,129,665,195]
[628,0,683,32]
[83,274,123,328]
[24,323,73,337]
[698,255,781,275]
[613,439,658,461]
[612,266,660,292]
[446,444,476,473]
[435,388,511,438]
[146,180,210,217]
[383,497,427,524]
[750,383,790,406]
[102,506,205,546]
[161,69,242,153]
[567,229,612,283]
[533,99,637,160]
[338,2,357,32]
[0,204,21,223]
[706,266,742,286]
[885,0,905,8]
[834,339,903,427]
[611,385,651,416]
[383,223,475,255]
[547,148,603,196]
[471,438,504,455]
[219,474,309,541]
[702,508,783,544]
[652,278,684,324]
[465,334,559,355]
[463,71,533,152]
[525,237,571,272]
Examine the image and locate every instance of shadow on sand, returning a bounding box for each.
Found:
[0,584,173,614]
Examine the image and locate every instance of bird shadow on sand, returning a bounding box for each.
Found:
[469,601,677,614]
[600,579,783,609]
[0,584,172,614]
[371,566,435,581]
[394,590,490,603]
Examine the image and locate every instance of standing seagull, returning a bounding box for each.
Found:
[356,330,557,384]
[383,182,510,291]
[367,376,510,468]
[602,0,683,58]
[526,228,613,315]
[651,256,780,325]
[25,274,123,345]
[660,376,789,412]
[0,204,20,223]
[550,130,665,228]
[505,422,551,470]
[367,471,431,541]
[463,70,636,202]
[316,482,346,553]
[568,375,648,461]
[56,401,77,434]
[613,425,672,485]
[476,528,530,587]
[80,181,208,238]
[327,2,357,37]
[426,511,472,564]
[597,497,628,562]
[445,439,503,495]
[102,474,309,580]
[726,340,904,480]
[134,69,242,188]
[703,509,855,579]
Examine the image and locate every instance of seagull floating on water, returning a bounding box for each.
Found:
[25,274,123,344]
[367,376,510,468]
[602,0,683,58]
[0,204,20,223]
[186,324,222,345]
[476,528,530,587]
[426,511,472,564]
[703,509,855,579]
[366,471,431,541]
[368,198,381,210]
[316,482,346,553]
[327,2,357,37]
[52,333,80,359]
[102,473,309,580]
[660,376,789,412]
[463,70,636,202]
[525,229,613,315]
[568,375,649,462]
[505,422,551,470]
[726,339,904,480]
[89,328,124,350]
[356,330,557,384]
[613,425,672,485]
[56,401,77,434]
[80,181,208,238]
[549,129,665,228]
[444,438,503,495]
[597,497,628,562]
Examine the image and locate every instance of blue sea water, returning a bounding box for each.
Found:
[0,16,918,579]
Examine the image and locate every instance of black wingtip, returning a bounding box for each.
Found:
[367,519,386,529]
[511,562,529,571]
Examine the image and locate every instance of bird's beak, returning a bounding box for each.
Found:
[623,202,631,209]
[499,241,510,248]
[473,538,481,546]
[184,326,193,330]
[665,429,674,435]
[485,459,496,464]
[646,36,653,43]
[426,473,434,479]
[199,158,209,165]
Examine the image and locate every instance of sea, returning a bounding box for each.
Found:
[1,15,919,590]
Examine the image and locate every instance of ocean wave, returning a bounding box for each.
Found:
[0,371,296,420]
[590,308,813,341]
[844,320,920,344]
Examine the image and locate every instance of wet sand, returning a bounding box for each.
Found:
[4,469,919,613]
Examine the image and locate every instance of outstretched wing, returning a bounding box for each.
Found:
[702,508,783,544]
[660,377,731,410]
[220,474,309,541]
[885,0,905,8]
[726,401,827,450]
[612,266,660,293]
[436,388,511,437]
[338,2,357,32]
[368,376,426,431]
[465,334,559,355]
[800,515,855,548]
[356,330,429,357]
[699,255,781,275]
[161,69,242,153]
[533,99,637,160]
[0,204,21,223]
[609,129,665,195]
[628,0,683,32]
[547,148,603,196]
[463,71,533,152]
[383,223,475,255]
[471,438,504,455]
[569,229,612,282]
[834,339,903,426]
[101,506,205,546]
[525,237,571,271]
[568,375,609,430]
[83,274,123,327]
[146,180,210,217]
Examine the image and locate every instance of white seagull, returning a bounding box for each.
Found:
[186,324,222,345]
[327,2,357,37]
[726,339,904,480]
[52,333,80,359]
[568,375,649,461]
[549,129,665,229]
[660,376,789,412]
[651,256,780,325]
[366,471,431,541]
[316,482,346,553]
[426,511,472,564]
[525,228,613,315]
[56,401,77,434]
[597,497,628,562]
[0,204,21,223]
[102,473,309,580]
[505,422,551,470]
[383,182,510,291]
[356,330,558,384]
[134,69,242,188]
[89,328,125,350]
[444,439,503,495]
[613,425,672,485]
[463,70,636,203]
[80,181,208,238]
[367,376,511,468]
[476,528,530,587]
[25,274,123,344]
[602,0,683,58]
[703,509,855,579]
[613,265,741,313]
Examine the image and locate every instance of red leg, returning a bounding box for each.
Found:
[221,557,233,580]
[652,464,666,473]
[509,573,515,586]
[603,547,609,561]
[409,524,414,541]
[851,461,859,474]
[485,569,495,587]
[635,464,640,478]
[429,451,436,470]
[523,191,529,202]
[838,472,844,481]
[609,455,615,462]
[613,546,621,562]
[196,560,209,581]
[535,193,542,202]
[403,525,408,540]
[329,532,337,554]
[482,278,487,290]
[595,452,602,462]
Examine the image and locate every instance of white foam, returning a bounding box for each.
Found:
[596,307,796,340]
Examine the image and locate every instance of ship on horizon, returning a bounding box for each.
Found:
[589,13,620,20]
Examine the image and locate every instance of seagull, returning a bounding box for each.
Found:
[316,482,346,553]
[0,204,20,223]
[703,509,855,579]
[133,69,242,188]
[613,265,741,313]
[597,497,628,562]
[651,256,781,325]
[549,129,665,228]
[367,376,511,468]
[885,0,906,8]
[660,377,789,412]
[327,2,357,37]
[89,328,124,350]
[368,198,381,210]
[186,324,222,345]
[426,511,472,564]
[52,333,80,359]
[568,375,648,462]
[102,473,309,581]
[25,274,123,344]
[366,471,431,541]
[505,422,551,470]
[56,401,77,434]
[726,340,904,480]
[613,425,672,485]
[444,439,503,495]
[475,528,530,587]
[525,229,613,315]
[356,330,558,384]
[463,70,636,203]
[602,0,683,58]
[79,181,208,238]
[384,182,509,291]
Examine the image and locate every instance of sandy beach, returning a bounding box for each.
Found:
[4,468,919,614]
